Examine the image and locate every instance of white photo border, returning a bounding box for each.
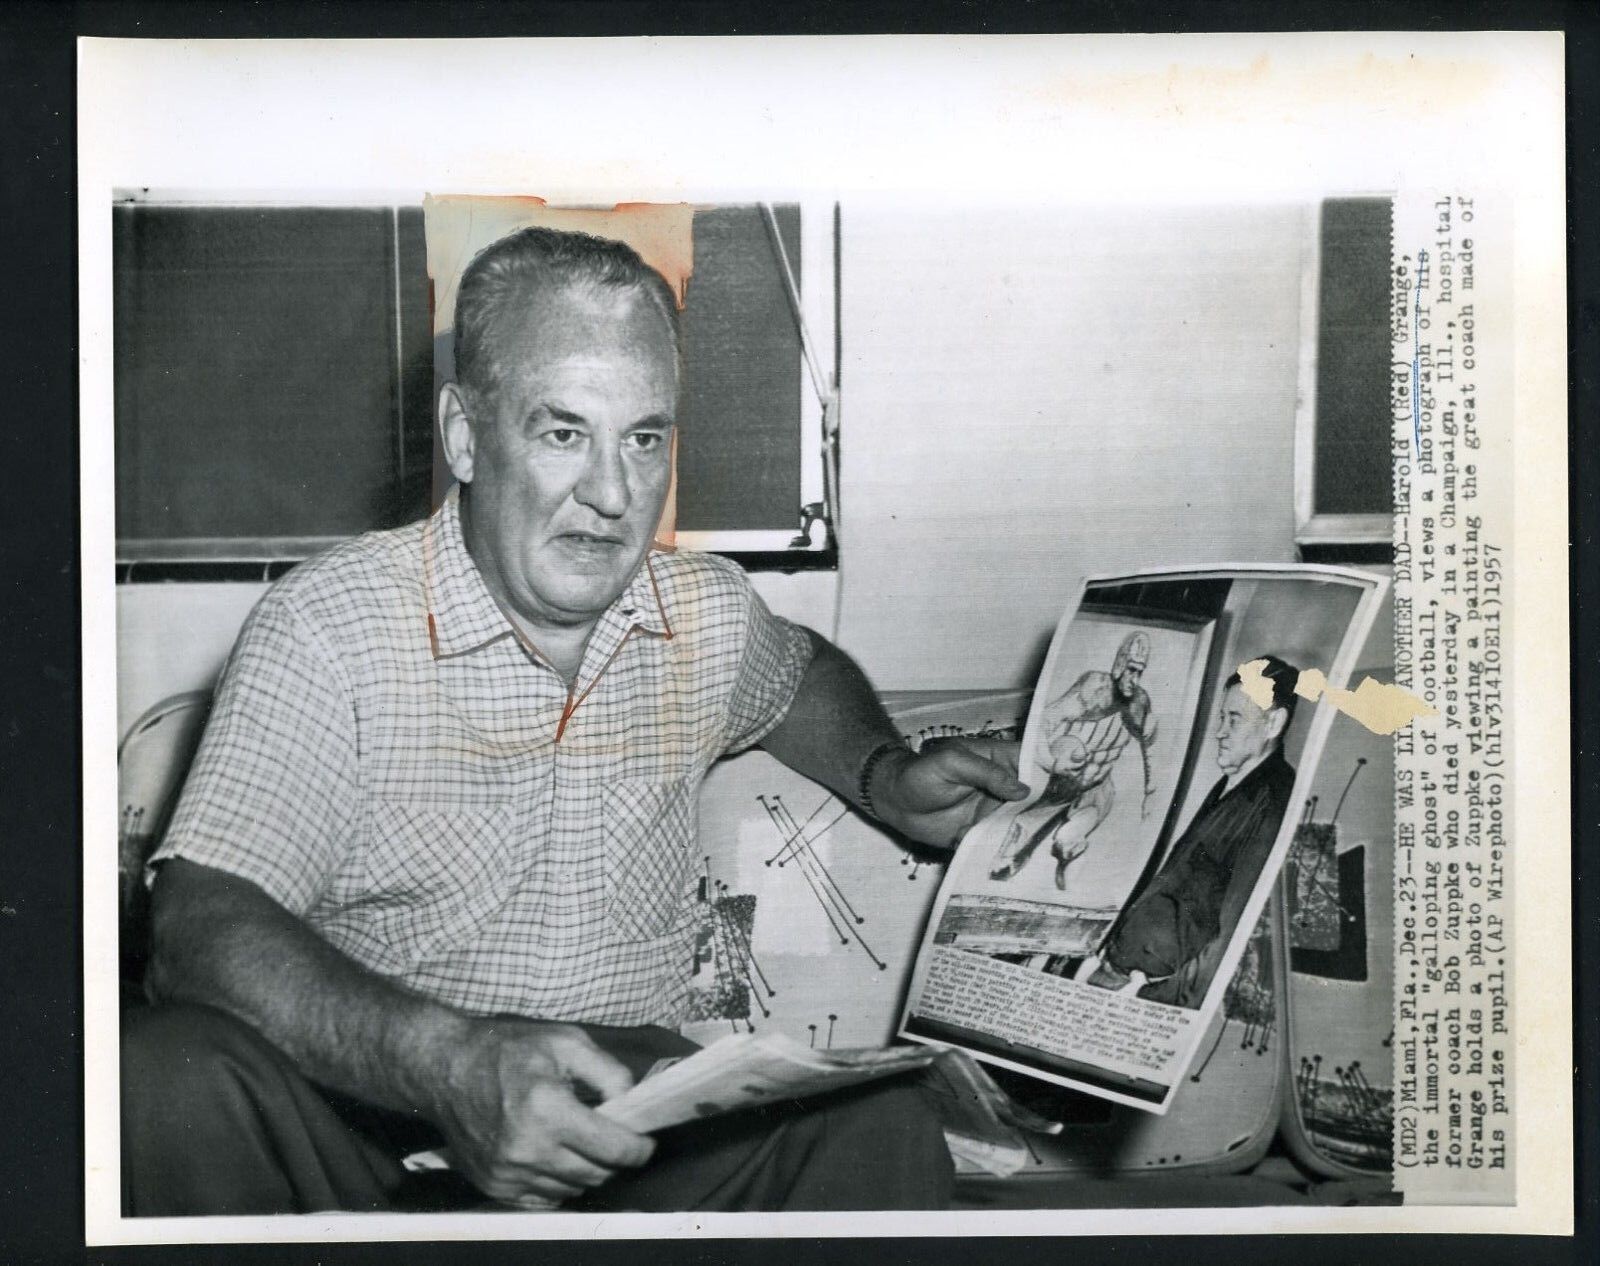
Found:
[79,32,1570,1243]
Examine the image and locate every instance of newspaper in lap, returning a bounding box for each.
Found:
[594,1038,1061,1176]
[899,565,1388,1114]
[401,1033,936,1174]
[595,1032,935,1134]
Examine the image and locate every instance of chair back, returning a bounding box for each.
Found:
[118,691,212,981]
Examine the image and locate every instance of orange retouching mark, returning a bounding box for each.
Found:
[644,555,676,640]
[425,195,695,311]
[556,689,579,744]
[427,612,441,659]
[554,627,641,743]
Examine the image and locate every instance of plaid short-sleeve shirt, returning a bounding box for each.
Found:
[152,489,814,1025]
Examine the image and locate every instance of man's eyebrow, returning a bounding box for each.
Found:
[529,405,673,431]
[540,404,589,427]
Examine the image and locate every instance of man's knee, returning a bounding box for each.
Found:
[802,1076,953,1207]
[836,1077,949,1153]
[122,1004,289,1145]
[125,1003,270,1087]
[122,1003,356,1216]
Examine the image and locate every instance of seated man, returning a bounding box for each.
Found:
[123,225,1028,1216]
[1067,656,1298,1008]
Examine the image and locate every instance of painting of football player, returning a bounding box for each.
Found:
[987,631,1159,891]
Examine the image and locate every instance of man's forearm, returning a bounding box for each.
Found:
[758,631,906,812]
[147,859,467,1120]
[760,631,1027,847]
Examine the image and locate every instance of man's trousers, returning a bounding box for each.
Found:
[120,1003,953,1216]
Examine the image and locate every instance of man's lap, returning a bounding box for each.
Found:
[121,1003,951,1215]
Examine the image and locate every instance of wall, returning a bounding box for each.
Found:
[834,203,1309,690]
[117,583,269,738]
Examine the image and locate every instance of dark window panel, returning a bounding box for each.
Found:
[1312,197,1395,518]
[114,206,406,541]
[393,205,436,525]
[676,205,805,533]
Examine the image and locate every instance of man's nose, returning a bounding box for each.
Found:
[574,440,630,519]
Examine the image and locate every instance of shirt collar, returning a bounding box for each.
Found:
[622,551,675,639]
[423,487,673,661]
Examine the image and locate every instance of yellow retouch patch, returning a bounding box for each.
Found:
[1235,659,1436,736]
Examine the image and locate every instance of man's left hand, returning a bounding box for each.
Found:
[871,737,1029,848]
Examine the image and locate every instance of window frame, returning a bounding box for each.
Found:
[1292,195,1397,549]
[674,198,835,559]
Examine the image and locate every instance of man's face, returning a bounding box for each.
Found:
[456,286,677,631]
[1213,683,1282,775]
[1114,660,1146,700]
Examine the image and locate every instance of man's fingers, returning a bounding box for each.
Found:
[548,1026,637,1102]
[507,1191,564,1211]
[500,1144,616,1192]
[544,1145,618,1189]
[536,1083,656,1169]
[485,1084,652,1206]
[503,1175,585,1206]
[933,744,1030,801]
[470,1159,585,1207]
[964,736,1023,777]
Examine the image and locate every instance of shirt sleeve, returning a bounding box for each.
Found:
[721,584,816,754]
[148,591,360,916]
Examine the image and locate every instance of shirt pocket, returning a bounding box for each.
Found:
[361,800,518,966]
[602,777,697,945]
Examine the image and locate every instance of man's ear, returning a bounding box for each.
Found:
[438,382,479,485]
[1265,706,1291,744]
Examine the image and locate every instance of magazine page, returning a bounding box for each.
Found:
[900,566,1387,1113]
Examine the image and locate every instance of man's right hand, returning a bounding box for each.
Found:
[431,1017,656,1208]
[147,862,656,1209]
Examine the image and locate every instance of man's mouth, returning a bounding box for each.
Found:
[556,530,627,549]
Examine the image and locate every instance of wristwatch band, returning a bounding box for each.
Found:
[857,739,909,820]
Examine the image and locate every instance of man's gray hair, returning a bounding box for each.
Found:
[453,225,681,405]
